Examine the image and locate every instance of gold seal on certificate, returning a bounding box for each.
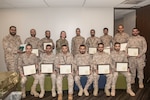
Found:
[120,43,127,51]
[78,65,90,75]
[23,65,36,76]
[59,64,72,74]
[88,48,97,54]
[43,42,53,50]
[104,48,110,54]
[40,63,53,74]
[116,62,128,71]
[98,64,110,74]
[32,49,39,56]
[127,48,139,57]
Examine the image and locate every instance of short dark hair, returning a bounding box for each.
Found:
[103,28,108,31]
[114,42,120,46]
[98,43,104,47]
[61,45,67,47]
[76,28,80,32]
[46,44,52,48]
[9,26,16,30]
[26,44,32,48]
[132,27,139,31]
[79,44,86,48]
[90,29,95,33]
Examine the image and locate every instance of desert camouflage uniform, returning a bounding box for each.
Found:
[127,35,147,84]
[114,32,129,43]
[18,53,43,97]
[38,37,55,53]
[71,36,85,56]
[39,53,56,97]
[24,37,40,49]
[3,34,22,72]
[54,52,74,95]
[110,50,131,89]
[100,34,113,47]
[56,38,69,54]
[74,53,94,94]
[93,52,113,92]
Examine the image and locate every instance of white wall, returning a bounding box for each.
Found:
[0,7,114,71]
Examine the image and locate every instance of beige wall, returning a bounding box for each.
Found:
[0,7,114,72]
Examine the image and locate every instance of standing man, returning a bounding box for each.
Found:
[71,28,85,56]
[110,42,135,96]
[38,30,55,53]
[24,29,40,49]
[93,43,113,97]
[114,25,129,43]
[100,28,113,48]
[86,29,100,52]
[55,45,74,100]
[74,45,94,96]
[3,26,22,72]
[18,44,44,98]
[39,44,57,98]
[127,28,147,88]
[56,31,69,54]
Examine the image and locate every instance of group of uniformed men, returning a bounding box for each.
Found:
[2,25,147,100]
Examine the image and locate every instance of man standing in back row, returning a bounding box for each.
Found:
[127,28,147,88]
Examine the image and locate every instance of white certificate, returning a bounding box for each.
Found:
[40,63,53,73]
[78,66,90,75]
[120,43,127,51]
[104,48,110,54]
[59,64,72,74]
[128,48,139,57]
[19,44,26,52]
[116,62,128,71]
[89,48,97,54]
[43,42,53,50]
[32,49,39,56]
[23,65,36,76]
[98,64,110,74]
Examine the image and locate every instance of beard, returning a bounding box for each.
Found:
[31,34,36,37]
[46,36,50,38]
[10,32,16,36]
[91,34,95,37]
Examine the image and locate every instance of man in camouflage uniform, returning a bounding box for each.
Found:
[18,44,44,98]
[92,43,113,96]
[24,29,40,49]
[127,28,147,88]
[110,42,135,96]
[56,31,69,54]
[39,44,57,98]
[100,28,113,48]
[3,26,22,72]
[38,30,55,53]
[71,28,85,56]
[54,45,74,100]
[114,25,129,43]
[74,45,94,96]
[86,29,100,53]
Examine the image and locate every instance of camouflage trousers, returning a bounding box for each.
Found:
[57,74,74,94]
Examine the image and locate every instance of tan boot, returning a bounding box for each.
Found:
[58,94,62,100]
[139,83,144,89]
[21,87,26,98]
[39,90,45,98]
[127,88,135,96]
[105,87,110,96]
[68,94,73,100]
[111,89,115,96]
[52,89,56,97]
[78,88,83,96]
[84,89,89,96]
[30,86,39,97]
[93,88,98,96]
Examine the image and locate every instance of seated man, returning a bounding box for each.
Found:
[74,45,94,96]
[54,45,74,100]
[18,44,44,98]
[39,44,57,98]
[110,42,135,96]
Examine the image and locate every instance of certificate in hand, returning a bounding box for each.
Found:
[78,65,90,75]
[59,64,72,74]
[127,48,139,57]
[19,44,26,52]
[23,65,36,76]
[88,48,97,54]
[43,42,53,50]
[104,48,110,54]
[40,63,53,74]
[116,62,128,72]
[120,43,127,51]
[98,64,110,74]
[32,49,39,56]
